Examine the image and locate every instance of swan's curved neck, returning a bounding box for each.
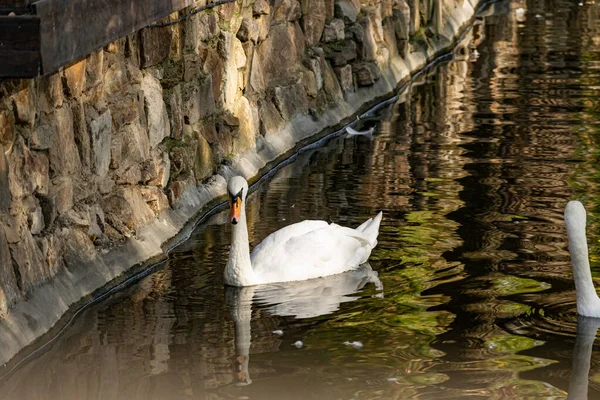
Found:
[225,204,256,286]
[566,210,600,317]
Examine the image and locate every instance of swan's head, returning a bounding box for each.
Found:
[228,176,249,225]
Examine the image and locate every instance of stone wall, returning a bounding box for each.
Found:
[0,0,480,364]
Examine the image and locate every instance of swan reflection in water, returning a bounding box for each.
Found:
[225,264,383,385]
[568,316,600,400]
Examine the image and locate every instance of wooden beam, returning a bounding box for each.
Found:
[0,15,40,77]
[34,0,197,75]
[0,0,32,7]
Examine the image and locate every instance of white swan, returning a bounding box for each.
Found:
[564,200,600,317]
[225,176,383,287]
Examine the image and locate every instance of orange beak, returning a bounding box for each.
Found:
[230,197,241,224]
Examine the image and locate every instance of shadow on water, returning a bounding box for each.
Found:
[0,0,600,398]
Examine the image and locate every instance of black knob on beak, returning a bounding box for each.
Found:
[232,218,238,225]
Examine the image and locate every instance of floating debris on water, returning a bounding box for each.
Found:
[294,340,303,348]
[344,341,364,349]
[387,378,398,382]
[272,330,283,335]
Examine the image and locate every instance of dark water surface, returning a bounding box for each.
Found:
[3,0,600,398]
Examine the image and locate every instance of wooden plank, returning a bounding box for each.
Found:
[0,0,32,7]
[0,15,40,77]
[35,0,197,75]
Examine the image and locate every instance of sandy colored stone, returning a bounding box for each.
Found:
[11,83,36,126]
[274,82,309,120]
[0,221,20,315]
[90,110,112,178]
[323,18,345,42]
[0,111,15,163]
[139,186,170,214]
[301,0,327,45]
[48,106,81,177]
[49,176,74,215]
[63,60,87,97]
[142,71,170,149]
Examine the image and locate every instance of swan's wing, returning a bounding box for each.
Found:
[253,224,373,282]
[251,220,328,264]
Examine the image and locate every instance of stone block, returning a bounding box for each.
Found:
[201,47,223,101]
[8,137,49,199]
[257,14,270,42]
[323,18,345,42]
[194,134,214,182]
[147,152,171,188]
[140,25,173,68]
[256,24,303,84]
[140,186,170,214]
[167,179,191,208]
[181,76,216,125]
[184,12,220,53]
[0,111,15,156]
[36,233,64,278]
[115,163,142,185]
[334,64,354,93]
[168,86,184,140]
[322,61,344,101]
[303,70,319,97]
[50,176,74,215]
[120,121,150,164]
[301,0,327,45]
[346,22,364,42]
[103,59,126,97]
[121,187,156,230]
[274,0,302,22]
[335,0,359,22]
[63,59,87,97]
[9,229,46,293]
[48,106,81,177]
[110,134,122,170]
[220,32,247,111]
[0,146,10,212]
[85,50,104,93]
[253,0,270,15]
[0,221,20,315]
[30,119,54,150]
[11,83,36,126]
[237,18,260,43]
[72,99,91,168]
[110,94,140,132]
[73,174,98,203]
[325,39,357,66]
[38,194,57,230]
[37,73,63,113]
[392,3,411,40]
[309,56,324,91]
[29,206,45,235]
[353,62,381,86]
[89,109,112,178]
[274,81,309,120]
[259,99,286,135]
[142,71,170,149]
[232,96,258,154]
[325,0,335,20]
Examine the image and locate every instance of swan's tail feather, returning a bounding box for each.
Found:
[356,211,382,247]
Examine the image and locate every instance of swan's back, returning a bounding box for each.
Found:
[250,212,383,284]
